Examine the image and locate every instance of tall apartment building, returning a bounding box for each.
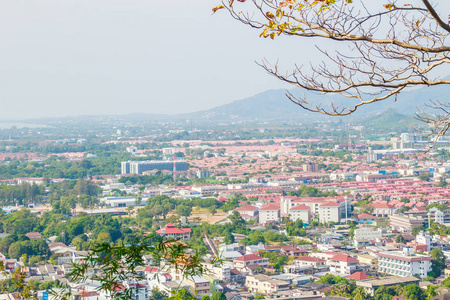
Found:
[378,247,432,279]
[121,160,188,175]
[319,201,341,223]
[259,203,281,224]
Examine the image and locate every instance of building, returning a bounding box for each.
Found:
[288,204,311,223]
[196,170,210,179]
[156,223,191,241]
[354,213,378,224]
[302,162,318,172]
[292,256,325,268]
[435,210,450,225]
[245,274,290,294]
[390,215,425,233]
[185,275,210,298]
[354,227,382,241]
[259,203,281,224]
[378,247,433,279]
[233,254,270,270]
[356,276,420,296]
[234,205,259,221]
[327,254,359,275]
[121,160,188,175]
[319,202,341,223]
[372,203,396,217]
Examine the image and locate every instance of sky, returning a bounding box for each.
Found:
[0,0,449,120]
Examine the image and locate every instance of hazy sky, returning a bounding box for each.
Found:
[0,1,449,120]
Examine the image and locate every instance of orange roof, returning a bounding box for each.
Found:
[346,271,368,280]
[290,204,310,211]
[260,203,280,211]
[330,254,358,263]
[320,201,340,207]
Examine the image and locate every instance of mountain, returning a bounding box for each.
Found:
[182,82,450,123]
[7,81,450,126]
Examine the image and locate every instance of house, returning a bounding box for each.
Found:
[25,232,42,240]
[354,213,378,224]
[289,204,311,223]
[234,205,259,221]
[245,274,290,294]
[233,254,270,270]
[327,254,359,275]
[319,202,341,223]
[156,223,191,241]
[185,275,211,298]
[258,203,280,224]
[346,271,369,280]
[372,203,396,217]
[293,256,326,268]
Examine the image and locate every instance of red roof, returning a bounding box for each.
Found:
[295,256,324,262]
[320,201,340,207]
[372,203,393,209]
[346,271,368,280]
[235,205,258,211]
[260,203,280,211]
[234,254,264,262]
[290,204,310,211]
[356,213,377,219]
[156,223,191,235]
[330,254,358,263]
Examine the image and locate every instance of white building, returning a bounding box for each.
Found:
[378,247,433,279]
[327,254,359,275]
[288,204,310,223]
[234,205,259,221]
[259,203,280,224]
[354,227,382,241]
[319,202,341,223]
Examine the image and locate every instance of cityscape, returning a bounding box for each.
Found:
[1,1,450,300]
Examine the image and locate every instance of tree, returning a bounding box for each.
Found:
[429,247,446,278]
[403,284,427,300]
[395,235,406,244]
[63,235,214,300]
[214,1,450,140]
[210,291,227,300]
[411,225,424,236]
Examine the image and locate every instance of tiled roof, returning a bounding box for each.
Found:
[234,254,264,262]
[320,201,340,207]
[235,205,258,211]
[346,271,368,280]
[289,204,310,211]
[156,223,191,235]
[330,254,358,263]
[260,203,280,211]
[356,213,377,219]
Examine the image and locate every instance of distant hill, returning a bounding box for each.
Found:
[11,80,450,125]
[180,83,450,123]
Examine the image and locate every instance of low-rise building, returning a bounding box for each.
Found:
[245,274,290,294]
[292,256,325,268]
[356,276,420,296]
[354,213,378,224]
[156,223,191,241]
[354,227,382,241]
[378,247,433,279]
[327,254,359,275]
[234,205,259,221]
[233,254,270,270]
